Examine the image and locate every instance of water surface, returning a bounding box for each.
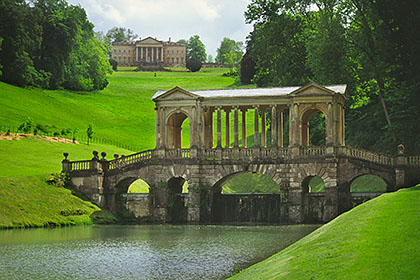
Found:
[0,224,318,279]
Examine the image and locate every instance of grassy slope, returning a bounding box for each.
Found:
[231,185,420,279]
[0,175,116,228]
[0,135,133,177]
[0,68,241,151]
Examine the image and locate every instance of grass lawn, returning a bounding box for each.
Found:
[0,135,133,177]
[231,185,420,279]
[0,175,116,228]
[0,68,242,151]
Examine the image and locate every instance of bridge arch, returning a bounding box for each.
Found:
[348,173,389,193]
[166,110,191,149]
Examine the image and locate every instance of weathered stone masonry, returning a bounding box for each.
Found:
[62,83,420,224]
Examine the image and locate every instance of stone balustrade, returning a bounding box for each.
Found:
[62,146,420,173]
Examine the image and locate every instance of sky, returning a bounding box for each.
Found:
[67,0,253,57]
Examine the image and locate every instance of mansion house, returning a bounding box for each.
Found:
[111,37,186,67]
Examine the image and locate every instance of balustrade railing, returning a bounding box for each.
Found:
[63,145,420,173]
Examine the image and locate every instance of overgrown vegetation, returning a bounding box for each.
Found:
[243,0,420,154]
[0,0,111,90]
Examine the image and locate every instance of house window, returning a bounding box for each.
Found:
[118,57,121,63]
[119,50,121,53]
[167,58,170,63]
[172,50,174,54]
[128,50,131,54]
[181,58,184,64]
[172,58,174,63]
[182,50,184,54]
[176,57,179,63]
[124,57,126,63]
[128,57,131,63]
[114,50,116,53]
[177,50,179,54]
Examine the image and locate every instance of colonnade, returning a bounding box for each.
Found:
[211,106,285,149]
[135,46,164,63]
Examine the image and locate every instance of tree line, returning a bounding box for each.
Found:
[0,0,111,91]
[241,0,420,155]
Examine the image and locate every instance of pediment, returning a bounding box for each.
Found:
[138,37,163,45]
[153,87,199,101]
[290,83,335,96]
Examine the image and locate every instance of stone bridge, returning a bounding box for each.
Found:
[62,84,420,224]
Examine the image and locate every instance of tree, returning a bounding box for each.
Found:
[215,37,243,64]
[224,50,242,74]
[186,35,207,63]
[240,49,256,84]
[177,39,187,45]
[86,124,94,145]
[207,54,214,63]
[106,27,137,43]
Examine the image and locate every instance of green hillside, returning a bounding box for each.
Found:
[0,175,116,229]
[231,185,420,279]
[0,68,242,151]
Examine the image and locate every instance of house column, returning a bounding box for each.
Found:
[253,105,259,147]
[151,48,154,62]
[140,47,143,61]
[217,107,222,148]
[225,108,231,148]
[241,108,247,148]
[136,47,138,62]
[146,48,149,62]
[233,106,239,148]
[261,108,266,148]
[271,105,277,147]
[326,102,333,146]
[278,108,284,147]
[161,47,164,62]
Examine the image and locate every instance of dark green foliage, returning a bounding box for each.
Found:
[245,0,420,154]
[215,37,243,64]
[106,26,137,43]
[240,50,256,84]
[109,58,118,71]
[186,35,207,63]
[0,0,111,91]
[186,57,202,72]
[86,124,94,145]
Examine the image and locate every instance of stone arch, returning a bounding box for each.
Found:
[166,109,192,149]
[348,173,390,193]
[300,106,327,147]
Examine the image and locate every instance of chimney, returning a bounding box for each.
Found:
[169,37,171,42]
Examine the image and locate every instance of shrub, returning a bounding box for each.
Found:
[186,57,202,72]
[109,58,118,71]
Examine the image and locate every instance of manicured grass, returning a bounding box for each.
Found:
[0,135,133,177]
[0,68,240,151]
[0,175,117,229]
[222,172,280,194]
[231,185,420,279]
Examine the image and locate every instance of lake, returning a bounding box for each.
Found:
[0,224,318,279]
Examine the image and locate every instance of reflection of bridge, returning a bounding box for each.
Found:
[62,84,420,224]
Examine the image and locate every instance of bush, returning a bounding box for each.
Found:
[240,50,256,84]
[186,57,202,72]
[109,58,118,71]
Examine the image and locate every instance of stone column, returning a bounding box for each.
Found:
[225,108,231,148]
[271,105,277,147]
[278,109,283,147]
[140,47,143,61]
[326,102,333,146]
[253,105,259,147]
[156,106,160,148]
[289,103,299,146]
[261,108,266,148]
[162,107,167,148]
[146,48,149,62]
[233,106,239,148]
[161,47,164,62]
[241,109,247,148]
[217,107,222,148]
[136,47,138,62]
[151,48,154,62]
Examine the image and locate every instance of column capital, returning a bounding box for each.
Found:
[270,104,278,108]
[233,105,239,110]
[252,104,260,109]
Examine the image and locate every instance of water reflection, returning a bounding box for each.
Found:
[0,225,318,279]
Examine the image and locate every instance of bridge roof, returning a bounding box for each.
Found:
[152,83,347,101]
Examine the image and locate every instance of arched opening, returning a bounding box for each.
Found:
[350,174,387,192]
[114,177,151,222]
[167,177,188,223]
[301,109,326,147]
[167,112,190,149]
[210,172,286,224]
[302,175,325,223]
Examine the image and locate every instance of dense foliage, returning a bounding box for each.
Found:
[215,37,244,64]
[105,26,138,43]
[243,0,420,154]
[0,0,111,91]
[186,35,207,63]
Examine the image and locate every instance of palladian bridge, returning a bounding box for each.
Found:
[62,83,420,224]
